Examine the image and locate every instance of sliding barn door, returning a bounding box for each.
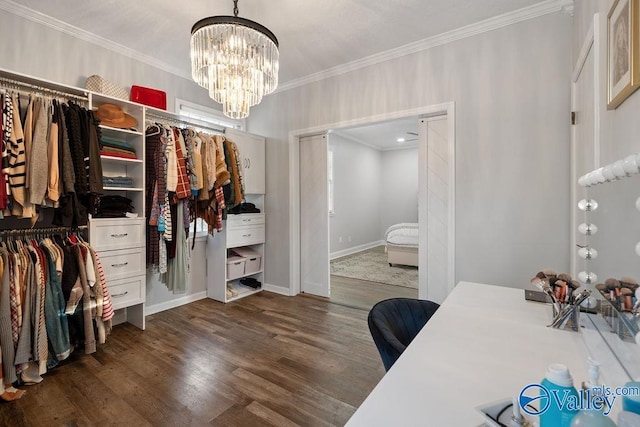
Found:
[300,134,330,297]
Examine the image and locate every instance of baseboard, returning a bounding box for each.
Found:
[330,240,385,260]
[263,283,292,296]
[145,291,208,315]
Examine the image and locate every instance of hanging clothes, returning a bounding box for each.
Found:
[145,122,246,293]
[0,232,112,399]
[0,91,100,226]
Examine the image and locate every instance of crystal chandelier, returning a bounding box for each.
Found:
[190,0,279,119]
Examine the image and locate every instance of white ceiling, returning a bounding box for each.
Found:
[14,0,551,86]
[333,117,420,151]
[9,0,564,149]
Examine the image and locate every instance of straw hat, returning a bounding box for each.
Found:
[95,103,137,129]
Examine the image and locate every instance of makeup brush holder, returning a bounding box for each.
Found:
[549,303,581,332]
[597,297,639,343]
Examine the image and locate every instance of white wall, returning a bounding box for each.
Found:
[249,11,572,291]
[145,238,208,314]
[328,133,418,257]
[380,148,418,237]
[329,134,382,254]
[572,1,640,282]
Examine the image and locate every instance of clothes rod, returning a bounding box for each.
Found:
[0,76,89,102]
[145,112,226,134]
[0,225,88,237]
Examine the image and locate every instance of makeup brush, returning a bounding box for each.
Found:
[621,288,634,311]
[531,276,560,315]
[551,289,591,328]
[542,269,557,278]
[568,280,581,303]
[558,273,572,282]
[620,276,639,292]
[605,278,621,302]
[595,283,607,297]
[535,271,547,280]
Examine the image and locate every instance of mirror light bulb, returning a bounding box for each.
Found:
[578,199,598,211]
[578,223,598,235]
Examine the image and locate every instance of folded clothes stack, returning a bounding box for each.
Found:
[100,137,137,159]
[103,175,133,188]
[227,202,261,214]
[89,194,135,218]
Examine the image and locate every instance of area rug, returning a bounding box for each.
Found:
[330,246,418,289]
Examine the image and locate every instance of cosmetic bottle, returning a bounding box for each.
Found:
[621,380,640,415]
[540,364,579,427]
[570,359,616,426]
[618,411,640,427]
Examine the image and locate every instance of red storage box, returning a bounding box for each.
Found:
[130,85,167,110]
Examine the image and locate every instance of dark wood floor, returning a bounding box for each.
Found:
[1,292,385,426]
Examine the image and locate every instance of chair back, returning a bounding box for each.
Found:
[368,298,440,371]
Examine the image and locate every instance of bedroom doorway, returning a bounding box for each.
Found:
[294,104,455,307]
[327,117,420,309]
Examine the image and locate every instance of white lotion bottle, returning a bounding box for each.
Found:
[570,358,616,426]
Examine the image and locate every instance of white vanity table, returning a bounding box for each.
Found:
[347,281,630,426]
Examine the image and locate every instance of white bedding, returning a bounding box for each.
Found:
[384,223,419,247]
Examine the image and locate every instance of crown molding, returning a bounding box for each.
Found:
[277,0,574,93]
[0,0,573,91]
[0,0,191,81]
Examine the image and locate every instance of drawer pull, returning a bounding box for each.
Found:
[112,291,129,298]
[242,219,251,222]
[110,233,129,238]
[111,262,129,268]
[242,233,252,237]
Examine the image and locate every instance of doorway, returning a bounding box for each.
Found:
[290,103,456,305]
[326,117,421,309]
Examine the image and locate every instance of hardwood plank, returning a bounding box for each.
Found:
[329,274,418,311]
[4,292,384,425]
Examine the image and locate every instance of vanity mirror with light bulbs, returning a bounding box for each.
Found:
[577,153,640,381]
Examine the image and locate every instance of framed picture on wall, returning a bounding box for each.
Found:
[607,0,640,109]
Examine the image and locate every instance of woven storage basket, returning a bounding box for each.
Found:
[85,75,128,100]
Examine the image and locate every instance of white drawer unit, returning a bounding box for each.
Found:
[108,275,145,310]
[89,218,145,251]
[226,213,265,248]
[99,247,145,281]
[227,226,265,248]
[227,213,265,228]
[89,215,146,329]
[207,213,266,303]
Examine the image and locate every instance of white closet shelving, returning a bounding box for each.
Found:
[0,67,270,316]
[88,92,147,329]
[0,68,147,329]
[207,130,266,303]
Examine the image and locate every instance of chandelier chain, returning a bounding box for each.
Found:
[233,0,239,17]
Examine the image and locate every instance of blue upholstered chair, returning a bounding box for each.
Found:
[368,298,440,371]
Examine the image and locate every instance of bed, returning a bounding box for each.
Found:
[384,223,419,267]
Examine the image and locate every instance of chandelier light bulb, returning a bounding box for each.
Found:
[190,0,279,119]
